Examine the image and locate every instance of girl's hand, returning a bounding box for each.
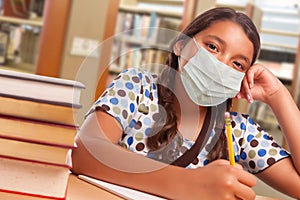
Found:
[183,159,257,200]
[236,63,283,104]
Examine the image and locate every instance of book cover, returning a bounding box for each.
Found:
[0,69,85,107]
[0,157,69,200]
[0,114,77,148]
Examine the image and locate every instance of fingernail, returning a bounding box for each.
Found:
[247,94,253,103]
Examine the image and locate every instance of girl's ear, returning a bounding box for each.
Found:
[173,40,185,56]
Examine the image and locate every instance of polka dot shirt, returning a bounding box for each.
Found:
[87,68,290,174]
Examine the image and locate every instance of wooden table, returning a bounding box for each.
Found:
[66,174,279,200]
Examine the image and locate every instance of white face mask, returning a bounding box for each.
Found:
[179,38,245,106]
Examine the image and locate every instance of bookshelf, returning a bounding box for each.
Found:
[0,0,46,74]
[108,3,182,75]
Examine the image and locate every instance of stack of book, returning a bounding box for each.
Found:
[0,69,85,199]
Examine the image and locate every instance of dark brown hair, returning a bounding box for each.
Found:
[146,7,261,161]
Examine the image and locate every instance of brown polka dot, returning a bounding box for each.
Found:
[271,142,279,148]
[101,91,108,97]
[122,110,128,119]
[132,76,140,83]
[238,138,244,146]
[136,143,145,151]
[250,139,259,147]
[149,92,153,101]
[136,96,139,104]
[231,121,236,128]
[267,157,276,166]
[241,114,248,119]
[257,126,263,132]
[140,86,144,94]
[145,76,150,83]
[134,121,142,129]
[117,89,126,97]
[192,158,199,165]
[100,104,110,111]
[115,75,121,80]
[249,160,256,169]
[152,113,160,121]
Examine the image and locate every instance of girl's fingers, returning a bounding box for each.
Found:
[241,77,253,103]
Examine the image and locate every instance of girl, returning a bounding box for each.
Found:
[71,7,300,199]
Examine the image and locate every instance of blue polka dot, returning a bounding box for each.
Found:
[240,151,247,160]
[121,99,128,108]
[279,150,288,156]
[234,144,238,152]
[127,137,133,145]
[145,89,150,98]
[145,128,151,136]
[143,117,151,125]
[129,103,135,113]
[247,134,254,142]
[261,140,269,147]
[231,134,235,142]
[115,116,121,124]
[240,122,246,130]
[258,149,267,157]
[263,134,271,140]
[107,82,114,88]
[247,126,256,133]
[95,99,101,105]
[203,159,210,166]
[116,81,123,88]
[257,159,265,168]
[110,98,119,105]
[235,155,240,162]
[129,119,137,128]
[231,112,237,116]
[138,73,143,79]
[152,83,156,89]
[248,117,255,125]
[125,82,134,90]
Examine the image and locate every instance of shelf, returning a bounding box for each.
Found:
[118,35,170,49]
[0,16,43,27]
[119,5,182,19]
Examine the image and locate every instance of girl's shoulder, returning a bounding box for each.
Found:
[115,67,158,84]
[230,111,256,127]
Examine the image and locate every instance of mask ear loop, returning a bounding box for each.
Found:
[193,37,201,48]
[177,57,183,73]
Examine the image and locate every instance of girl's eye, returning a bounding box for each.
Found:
[233,61,244,71]
[207,43,218,52]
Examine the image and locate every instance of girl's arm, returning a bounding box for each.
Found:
[71,111,256,200]
[241,64,300,173]
[239,64,300,198]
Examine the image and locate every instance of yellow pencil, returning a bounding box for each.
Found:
[225,112,235,166]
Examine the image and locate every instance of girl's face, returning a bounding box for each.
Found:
[180,20,254,73]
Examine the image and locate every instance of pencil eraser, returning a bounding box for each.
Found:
[224,112,230,118]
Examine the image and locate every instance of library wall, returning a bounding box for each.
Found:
[59,0,119,125]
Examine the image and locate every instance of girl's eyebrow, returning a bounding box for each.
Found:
[205,35,226,46]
